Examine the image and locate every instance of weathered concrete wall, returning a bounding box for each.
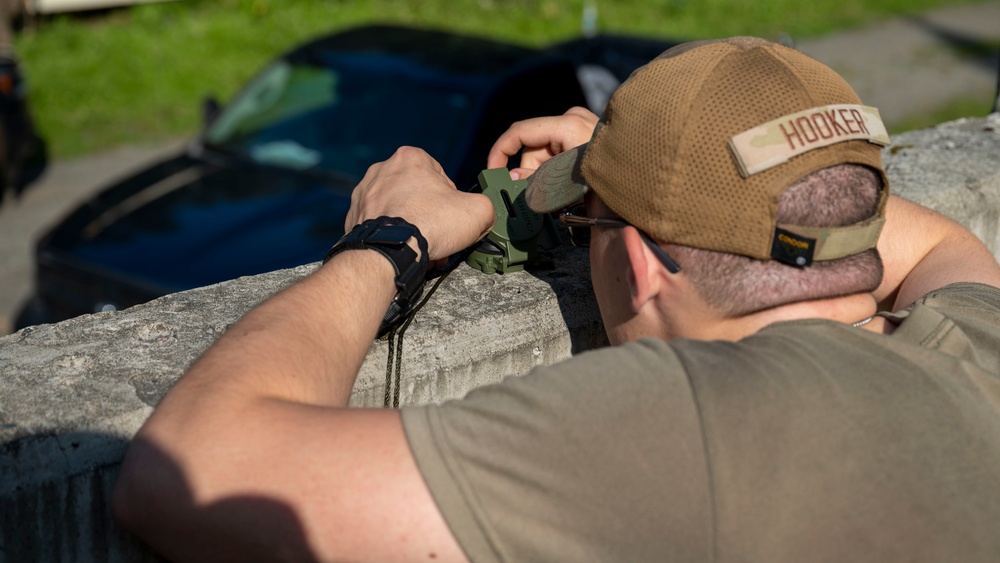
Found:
[0,239,607,561]
[883,115,1000,252]
[1,115,999,561]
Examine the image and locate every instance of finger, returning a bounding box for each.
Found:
[458,191,497,247]
[564,105,600,122]
[486,107,599,170]
[516,146,560,172]
[508,167,536,181]
[486,116,563,168]
[404,191,495,263]
[347,160,387,228]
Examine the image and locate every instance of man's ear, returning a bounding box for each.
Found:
[622,227,662,313]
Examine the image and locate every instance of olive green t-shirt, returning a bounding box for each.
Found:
[402,283,1000,562]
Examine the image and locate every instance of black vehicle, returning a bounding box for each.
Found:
[17,25,676,328]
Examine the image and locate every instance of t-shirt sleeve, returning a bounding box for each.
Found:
[401,338,713,562]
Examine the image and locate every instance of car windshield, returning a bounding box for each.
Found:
[203,52,480,178]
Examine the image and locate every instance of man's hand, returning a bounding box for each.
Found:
[487,106,599,179]
[347,146,495,262]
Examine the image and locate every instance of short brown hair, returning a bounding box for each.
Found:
[668,164,884,317]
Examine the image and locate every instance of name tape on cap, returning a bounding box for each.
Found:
[728,104,890,178]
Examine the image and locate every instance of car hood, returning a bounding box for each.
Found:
[44,151,354,294]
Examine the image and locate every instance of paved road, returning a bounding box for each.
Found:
[795,3,1000,125]
[1,2,998,335]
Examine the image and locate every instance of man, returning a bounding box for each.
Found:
[113,37,1000,561]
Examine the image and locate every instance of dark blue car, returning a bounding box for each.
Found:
[17,25,675,328]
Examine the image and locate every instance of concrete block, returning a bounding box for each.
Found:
[884,114,1000,252]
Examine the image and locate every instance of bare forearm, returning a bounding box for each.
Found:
[114,250,401,560]
[114,147,489,562]
[876,195,1000,310]
[162,250,394,413]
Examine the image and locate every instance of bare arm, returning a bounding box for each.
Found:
[875,194,1000,311]
[113,147,495,562]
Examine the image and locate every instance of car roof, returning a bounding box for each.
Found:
[289,24,545,76]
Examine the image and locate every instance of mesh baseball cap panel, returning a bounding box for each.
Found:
[583,42,718,242]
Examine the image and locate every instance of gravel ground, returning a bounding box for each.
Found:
[1,2,998,335]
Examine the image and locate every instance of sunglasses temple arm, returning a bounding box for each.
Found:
[638,230,682,274]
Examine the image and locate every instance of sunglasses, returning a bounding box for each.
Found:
[559,204,681,274]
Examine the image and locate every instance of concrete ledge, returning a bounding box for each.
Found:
[1,115,999,561]
[889,116,1000,253]
[0,247,606,561]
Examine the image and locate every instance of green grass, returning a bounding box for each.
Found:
[13,0,998,158]
[890,95,997,134]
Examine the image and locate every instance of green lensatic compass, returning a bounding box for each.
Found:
[465,168,560,274]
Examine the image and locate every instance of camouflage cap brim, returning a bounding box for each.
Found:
[524,143,590,213]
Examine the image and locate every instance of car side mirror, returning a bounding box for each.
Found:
[202,96,221,127]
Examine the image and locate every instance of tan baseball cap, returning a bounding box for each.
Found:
[525,36,891,266]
